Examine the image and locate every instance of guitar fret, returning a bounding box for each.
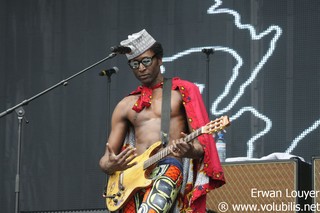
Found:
[185,128,200,142]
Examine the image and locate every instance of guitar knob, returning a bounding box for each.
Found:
[119,185,125,191]
[116,192,122,196]
[113,198,118,204]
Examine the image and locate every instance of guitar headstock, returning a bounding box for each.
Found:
[202,116,231,135]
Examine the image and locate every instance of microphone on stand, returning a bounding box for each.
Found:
[202,48,215,55]
[201,48,215,119]
[110,46,132,54]
[99,67,119,77]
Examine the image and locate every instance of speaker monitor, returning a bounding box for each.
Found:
[313,156,320,213]
[206,159,311,213]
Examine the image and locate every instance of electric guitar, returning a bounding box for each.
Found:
[105,116,230,211]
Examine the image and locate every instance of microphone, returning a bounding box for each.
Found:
[201,48,215,55]
[99,67,119,77]
[110,45,132,54]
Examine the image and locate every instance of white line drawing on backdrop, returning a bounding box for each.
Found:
[161,0,319,157]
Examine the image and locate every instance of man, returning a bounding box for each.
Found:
[99,29,225,213]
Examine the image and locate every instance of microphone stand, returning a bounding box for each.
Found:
[202,48,215,119]
[0,52,117,213]
[14,107,27,213]
[103,71,115,144]
[101,70,115,199]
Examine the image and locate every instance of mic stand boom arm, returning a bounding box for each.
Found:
[0,51,117,213]
[0,52,117,118]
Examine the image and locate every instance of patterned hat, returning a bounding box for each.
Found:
[120,29,156,60]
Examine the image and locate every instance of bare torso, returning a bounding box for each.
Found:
[125,88,188,155]
[100,81,204,175]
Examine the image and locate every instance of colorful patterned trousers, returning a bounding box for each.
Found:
[121,157,183,213]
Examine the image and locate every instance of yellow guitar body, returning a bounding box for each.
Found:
[106,141,162,212]
[105,116,231,212]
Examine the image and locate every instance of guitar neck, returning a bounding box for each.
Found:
[143,127,203,170]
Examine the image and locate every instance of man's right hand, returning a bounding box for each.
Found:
[104,143,137,175]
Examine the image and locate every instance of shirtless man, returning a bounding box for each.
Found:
[99,29,225,213]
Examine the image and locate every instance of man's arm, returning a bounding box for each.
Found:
[99,99,137,174]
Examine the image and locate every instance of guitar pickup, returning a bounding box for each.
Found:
[118,172,125,191]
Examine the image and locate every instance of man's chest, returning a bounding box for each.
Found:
[127,90,184,125]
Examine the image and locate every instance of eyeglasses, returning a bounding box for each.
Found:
[128,54,156,69]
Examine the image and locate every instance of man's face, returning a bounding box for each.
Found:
[128,50,163,86]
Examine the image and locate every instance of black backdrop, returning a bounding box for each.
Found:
[1,0,320,212]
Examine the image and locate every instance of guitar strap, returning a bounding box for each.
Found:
[160,78,172,147]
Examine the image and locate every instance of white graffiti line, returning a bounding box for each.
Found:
[208,0,281,39]
[209,0,320,155]
[161,47,204,73]
[162,0,283,158]
[207,0,281,157]
[163,46,241,116]
[162,45,271,158]
[162,47,205,63]
[285,119,320,153]
[208,0,283,116]
[230,107,272,158]
[211,47,242,116]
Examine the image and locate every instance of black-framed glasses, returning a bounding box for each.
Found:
[128,54,156,69]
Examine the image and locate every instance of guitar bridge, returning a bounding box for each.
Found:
[104,194,116,199]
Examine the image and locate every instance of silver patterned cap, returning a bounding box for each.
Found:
[120,29,156,60]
